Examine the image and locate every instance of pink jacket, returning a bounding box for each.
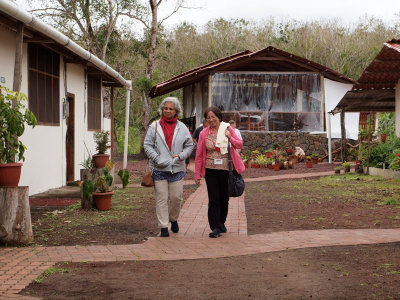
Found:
[195,126,245,180]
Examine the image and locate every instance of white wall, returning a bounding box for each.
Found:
[19,45,66,195]
[1,25,112,195]
[0,26,16,90]
[324,78,359,140]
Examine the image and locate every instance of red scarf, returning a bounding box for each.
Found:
[160,116,177,151]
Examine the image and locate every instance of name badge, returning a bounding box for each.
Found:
[214,158,223,165]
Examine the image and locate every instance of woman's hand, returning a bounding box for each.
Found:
[195,179,201,185]
[225,130,231,139]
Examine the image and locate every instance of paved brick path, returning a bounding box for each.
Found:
[2,170,400,299]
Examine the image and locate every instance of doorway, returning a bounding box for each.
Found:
[66,93,75,183]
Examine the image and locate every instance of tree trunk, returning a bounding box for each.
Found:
[140,0,159,151]
[340,110,346,162]
[0,187,33,245]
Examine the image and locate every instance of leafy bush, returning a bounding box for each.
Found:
[368,136,400,168]
[342,161,351,168]
[118,169,130,188]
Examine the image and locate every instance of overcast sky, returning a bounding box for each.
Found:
[18,0,400,31]
[161,0,400,28]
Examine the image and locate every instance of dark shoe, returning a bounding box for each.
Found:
[171,221,179,233]
[160,228,169,237]
[209,228,222,238]
[220,224,227,233]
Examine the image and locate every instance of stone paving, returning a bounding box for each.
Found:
[2,170,400,299]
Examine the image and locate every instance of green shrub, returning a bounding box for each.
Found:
[368,136,400,169]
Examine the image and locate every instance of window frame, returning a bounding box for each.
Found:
[87,75,102,131]
[28,44,60,126]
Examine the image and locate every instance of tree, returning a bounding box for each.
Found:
[130,0,190,149]
[30,0,146,61]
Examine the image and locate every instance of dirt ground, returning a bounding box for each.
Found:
[29,184,197,246]
[21,160,400,299]
[22,243,400,299]
[245,177,400,234]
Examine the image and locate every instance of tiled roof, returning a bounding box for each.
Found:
[335,39,400,112]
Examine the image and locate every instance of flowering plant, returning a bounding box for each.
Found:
[286,147,293,154]
[389,150,400,170]
[272,148,282,163]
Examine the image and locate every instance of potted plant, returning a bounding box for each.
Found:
[334,166,341,174]
[266,158,274,169]
[265,149,273,158]
[306,156,313,168]
[93,130,110,168]
[256,155,266,168]
[273,161,280,171]
[311,153,319,164]
[92,161,114,210]
[342,161,351,173]
[0,87,37,187]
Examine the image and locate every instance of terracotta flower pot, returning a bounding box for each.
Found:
[273,164,280,171]
[306,161,313,168]
[93,191,114,211]
[0,163,23,187]
[93,154,110,168]
[311,157,318,164]
[268,164,273,169]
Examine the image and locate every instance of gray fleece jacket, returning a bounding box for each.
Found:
[144,119,194,173]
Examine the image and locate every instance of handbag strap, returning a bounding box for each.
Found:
[227,127,234,174]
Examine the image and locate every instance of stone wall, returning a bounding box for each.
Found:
[241,131,358,161]
[241,131,328,156]
[242,131,356,158]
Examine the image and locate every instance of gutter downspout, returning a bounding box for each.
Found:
[123,81,132,169]
[327,111,332,164]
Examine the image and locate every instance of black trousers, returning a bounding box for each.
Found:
[205,168,229,231]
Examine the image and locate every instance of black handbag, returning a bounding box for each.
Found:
[227,142,245,197]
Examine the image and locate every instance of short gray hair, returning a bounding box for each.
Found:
[158,97,182,117]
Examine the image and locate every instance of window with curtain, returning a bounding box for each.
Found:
[28,44,60,125]
[87,76,102,131]
[212,73,322,132]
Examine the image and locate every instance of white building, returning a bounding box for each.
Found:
[0,1,130,195]
[150,47,359,148]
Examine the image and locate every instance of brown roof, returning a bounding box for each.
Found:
[149,46,355,98]
[335,39,400,112]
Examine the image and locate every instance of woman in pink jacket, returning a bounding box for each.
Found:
[195,106,245,238]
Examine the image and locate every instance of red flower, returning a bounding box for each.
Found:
[397,153,400,157]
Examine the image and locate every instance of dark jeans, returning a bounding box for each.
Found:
[205,168,229,231]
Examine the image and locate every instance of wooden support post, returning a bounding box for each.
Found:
[340,110,346,162]
[12,21,24,96]
[0,187,33,245]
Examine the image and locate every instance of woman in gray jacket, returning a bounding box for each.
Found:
[144,97,194,237]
